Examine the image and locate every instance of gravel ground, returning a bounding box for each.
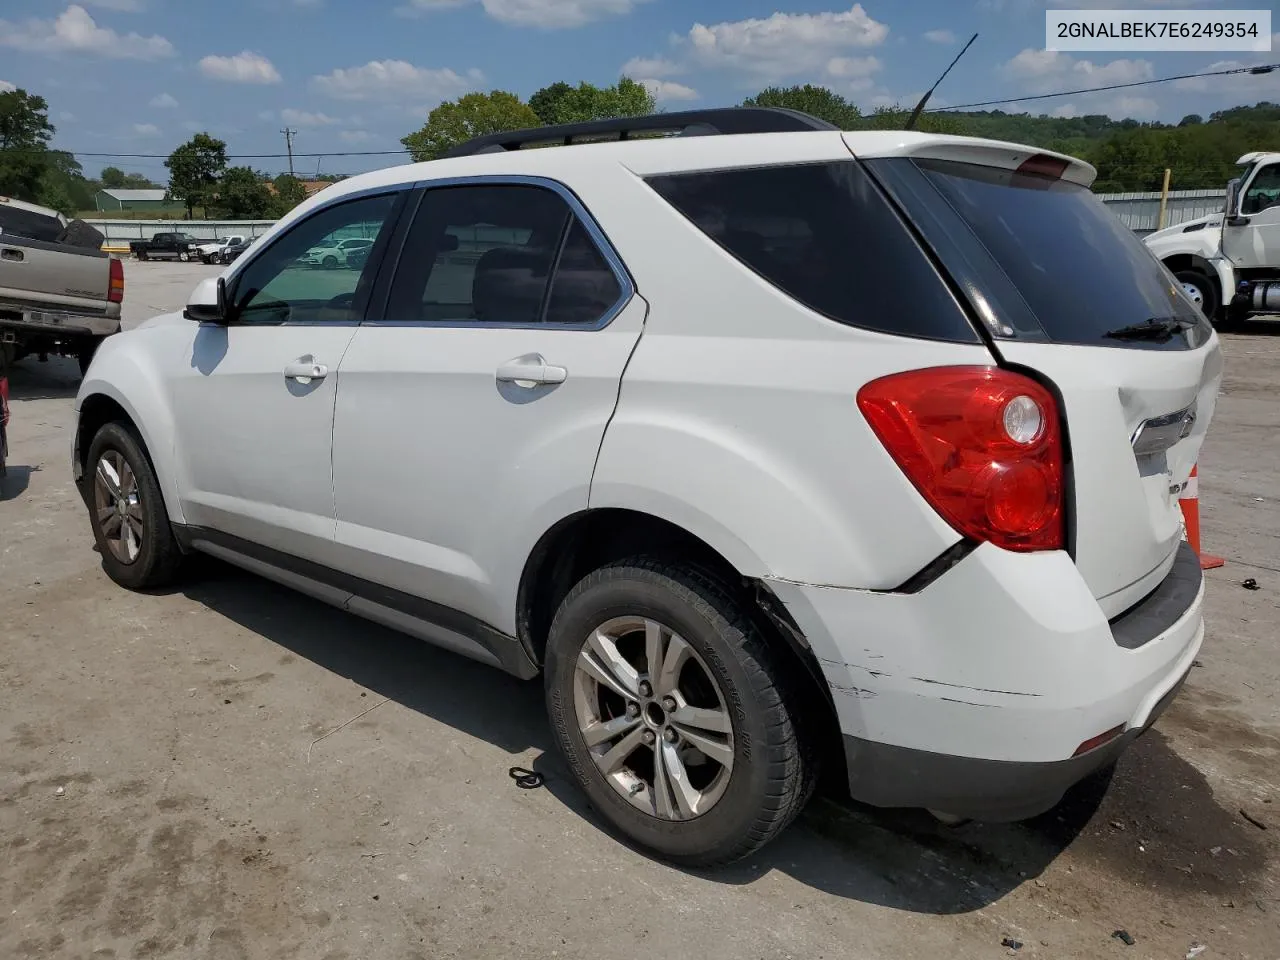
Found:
[1,260,1277,960]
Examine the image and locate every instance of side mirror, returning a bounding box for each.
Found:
[1224,178,1243,219]
[184,276,230,324]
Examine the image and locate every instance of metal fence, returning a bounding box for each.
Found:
[88,189,1230,252]
[87,218,277,251]
[1095,189,1226,235]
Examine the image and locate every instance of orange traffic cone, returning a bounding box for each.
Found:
[1179,465,1225,570]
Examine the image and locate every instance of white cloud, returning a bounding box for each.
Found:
[826,55,881,79]
[1002,48,1154,94]
[0,5,174,60]
[621,56,683,79]
[59,110,77,121]
[339,129,373,144]
[923,28,955,43]
[682,4,889,82]
[396,0,653,28]
[639,78,699,102]
[132,122,159,136]
[149,92,178,108]
[1051,103,1079,118]
[312,59,480,103]
[257,109,275,121]
[199,51,281,84]
[281,107,340,126]
[0,80,15,93]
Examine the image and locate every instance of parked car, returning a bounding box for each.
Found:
[298,236,373,269]
[195,235,247,265]
[130,232,199,262]
[73,108,1220,867]
[1145,150,1280,324]
[1,195,122,375]
[213,237,254,265]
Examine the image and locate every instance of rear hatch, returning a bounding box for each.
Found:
[859,137,1223,616]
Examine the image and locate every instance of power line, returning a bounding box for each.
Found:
[930,62,1279,112]
[6,60,1277,161]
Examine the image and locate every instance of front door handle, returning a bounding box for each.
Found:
[496,354,567,387]
[284,359,328,383]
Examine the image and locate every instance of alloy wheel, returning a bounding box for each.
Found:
[573,616,734,820]
[93,450,144,564]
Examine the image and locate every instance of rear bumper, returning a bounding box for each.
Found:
[841,662,1190,821]
[1,312,120,339]
[766,541,1204,820]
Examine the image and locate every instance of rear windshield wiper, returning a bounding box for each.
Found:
[1103,317,1198,341]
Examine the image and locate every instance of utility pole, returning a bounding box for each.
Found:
[280,127,296,177]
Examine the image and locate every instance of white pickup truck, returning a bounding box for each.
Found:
[1145,151,1280,324]
[0,196,123,375]
[194,235,247,264]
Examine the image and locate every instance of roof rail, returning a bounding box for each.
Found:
[441,107,839,159]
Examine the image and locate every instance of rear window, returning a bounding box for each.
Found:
[0,205,63,242]
[907,158,1209,348]
[645,162,979,343]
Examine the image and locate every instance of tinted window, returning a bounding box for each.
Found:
[389,183,621,326]
[545,219,622,325]
[910,159,1209,348]
[231,192,397,325]
[0,206,64,242]
[646,162,977,342]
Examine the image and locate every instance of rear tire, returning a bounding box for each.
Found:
[137,250,148,261]
[545,558,817,867]
[85,421,182,590]
[1174,269,1219,323]
[178,251,190,263]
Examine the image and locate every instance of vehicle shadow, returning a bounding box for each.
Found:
[175,561,1270,915]
[0,464,38,501]
[5,357,81,401]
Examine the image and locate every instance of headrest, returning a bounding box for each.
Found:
[472,247,549,324]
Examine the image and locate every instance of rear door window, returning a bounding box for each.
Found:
[0,205,64,242]
[645,161,979,343]
[897,158,1210,349]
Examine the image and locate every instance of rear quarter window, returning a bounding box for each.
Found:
[645,161,980,343]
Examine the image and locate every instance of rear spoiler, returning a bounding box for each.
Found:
[844,132,1097,188]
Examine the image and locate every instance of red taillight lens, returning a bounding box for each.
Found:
[857,366,1064,552]
[1016,153,1069,180]
[108,257,125,303]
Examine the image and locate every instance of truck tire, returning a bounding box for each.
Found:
[178,250,191,263]
[1174,269,1219,323]
[137,250,148,261]
[544,558,818,867]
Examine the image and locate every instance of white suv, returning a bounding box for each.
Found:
[73,108,1221,866]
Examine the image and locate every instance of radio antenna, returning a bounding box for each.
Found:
[905,32,978,131]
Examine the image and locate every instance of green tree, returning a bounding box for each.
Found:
[40,151,94,213]
[743,84,861,129]
[271,173,308,216]
[0,87,56,200]
[99,166,157,190]
[164,133,228,218]
[401,91,542,162]
[216,166,274,219]
[527,77,656,126]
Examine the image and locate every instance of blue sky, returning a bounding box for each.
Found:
[1,0,1276,182]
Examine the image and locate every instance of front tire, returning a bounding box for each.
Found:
[85,421,181,590]
[545,558,816,867]
[178,251,190,263]
[322,255,338,270]
[1174,269,1219,322]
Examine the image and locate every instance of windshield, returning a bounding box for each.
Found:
[879,158,1211,350]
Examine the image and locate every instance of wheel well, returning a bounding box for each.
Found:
[76,394,134,476]
[516,508,844,775]
[1162,253,1219,289]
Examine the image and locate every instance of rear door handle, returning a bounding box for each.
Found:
[284,359,328,383]
[496,354,567,387]
[0,248,24,262]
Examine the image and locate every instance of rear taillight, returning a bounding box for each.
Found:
[108,257,125,303]
[857,366,1064,552]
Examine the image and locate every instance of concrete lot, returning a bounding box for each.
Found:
[1,260,1277,960]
